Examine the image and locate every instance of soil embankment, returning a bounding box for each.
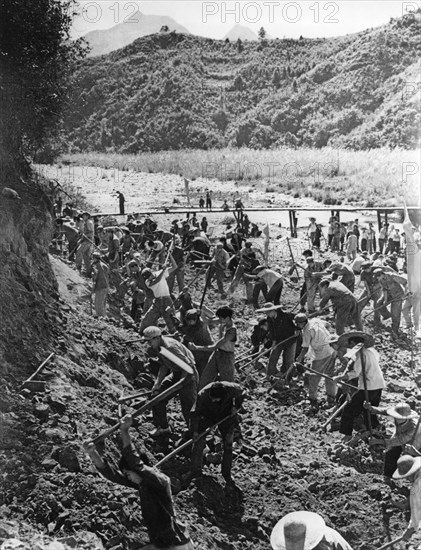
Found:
[0,168,420,549]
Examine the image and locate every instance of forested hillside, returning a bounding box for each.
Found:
[63,12,421,153]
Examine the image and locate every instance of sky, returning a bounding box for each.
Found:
[71,0,421,40]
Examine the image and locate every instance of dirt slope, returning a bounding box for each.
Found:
[1,249,421,549]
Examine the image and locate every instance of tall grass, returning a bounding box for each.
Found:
[59,147,420,207]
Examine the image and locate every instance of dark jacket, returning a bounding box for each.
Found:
[267,310,297,343]
[191,382,245,431]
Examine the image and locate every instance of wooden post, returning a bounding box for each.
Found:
[377,210,382,231]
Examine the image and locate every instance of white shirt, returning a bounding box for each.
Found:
[147,269,170,298]
[322,526,353,549]
[409,468,421,531]
[257,269,282,289]
[302,319,334,360]
[347,348,386,390]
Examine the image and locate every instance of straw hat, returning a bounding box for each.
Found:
[270,511,325,550]
[393,455,421,479]
[256,302,283,313]
[142,326,162,340]
[337,331,374,349]
[386,403,418,421]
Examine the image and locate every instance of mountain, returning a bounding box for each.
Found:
[223,24,259,41]
[63,12,421,152]
[83,11,190,57]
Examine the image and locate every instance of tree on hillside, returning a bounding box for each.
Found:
[212,110,229,135]
[237,38,244,53]
[233,74,245,92]
[160,25,169,32]
[258,27,267,41]
[272,67,281,89]
[0,0,88,164]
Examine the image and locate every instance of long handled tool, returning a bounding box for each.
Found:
[89,378,186,444]
[299,364,358,393]
[236,334,298,370]
[359,347,373,435]
[199,264,213,312]
[156,413,236,468]
[118,390,151,404]
[376,536,404,550]
[22,352,55,391]
[322,397,350,431]
[363,294,408,319]
[286,237,300,281]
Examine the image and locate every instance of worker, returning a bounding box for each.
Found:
[333,332,385,444]
[190,381,245,483]
[392,452,421,541]
[317,279,362,335]
[143,326,198,437]
[248,266,284,309]
[139,255,178,335]
[83,415,194,550]
[256,303,298,381]
[91,252,110,317]
[294,313,337,408]
[179,309,213,377]
[364,402,420,482]
[190,306,237,390]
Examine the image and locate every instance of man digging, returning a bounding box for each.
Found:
[333,331,385,444]
[143,326,198,438]
[83,415,194,550]
[189,381,245,486]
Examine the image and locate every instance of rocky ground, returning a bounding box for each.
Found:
[1,169,420,550]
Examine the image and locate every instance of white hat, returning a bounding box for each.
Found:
[386,403,418,421]
[271,511,325,550]
[393,455,421,479]
[142,326,162,340]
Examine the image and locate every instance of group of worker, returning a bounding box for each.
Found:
[62,209,421,550]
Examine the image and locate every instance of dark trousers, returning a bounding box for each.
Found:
[340,388,382,436]
[267,279,284,304]
[384,445,403,478]
[191,417,237,479]
[153,375,197,430]
[300,282,307,307]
